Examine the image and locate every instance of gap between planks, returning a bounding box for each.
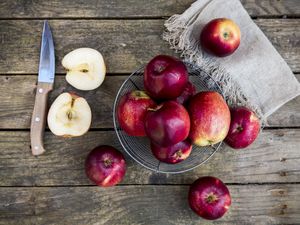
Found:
[0,15,299,20]
[1,182,300,188]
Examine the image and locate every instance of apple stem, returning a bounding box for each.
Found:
[134,91,147,98]
[237,125,243,132]
[206,193,218,203]
[104,159,112,167]
[175,150,183,158]
[155,65,166,73]
[208,140,214,145]
[223,32,230,40]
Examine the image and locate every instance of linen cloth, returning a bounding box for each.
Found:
[163,0,300,121]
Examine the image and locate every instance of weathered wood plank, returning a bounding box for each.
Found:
[0,129,299,186]
[0,75,124,129]
[0,184,299,224]
[0,75,299,129]
[0,19,299,74]
[0,0,299,18]
[241,0,300,17]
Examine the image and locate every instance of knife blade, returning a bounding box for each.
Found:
[30,20,55,156]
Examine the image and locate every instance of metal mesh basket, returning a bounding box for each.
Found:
[113,63,223,174]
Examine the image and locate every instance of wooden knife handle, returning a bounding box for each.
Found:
[30,82,53,155]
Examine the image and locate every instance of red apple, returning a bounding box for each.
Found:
[150,139,192,164]
[85,145,126,187]
[189,176,231,220]
[188,91,230,146]
[225,106,260,149]
[144,101,190,147]
[200,18,241,57]
[144,55,188,100]
[117,90,156,136]
[174,81,196,105]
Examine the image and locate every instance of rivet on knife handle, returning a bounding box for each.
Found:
[30,82,53,155]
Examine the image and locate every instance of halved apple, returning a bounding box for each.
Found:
[47,92,92,137]
[62,48,106,91]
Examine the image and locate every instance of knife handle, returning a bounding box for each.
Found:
[30,82,53,156]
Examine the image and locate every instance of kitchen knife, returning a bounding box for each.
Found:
[30,20,55,155]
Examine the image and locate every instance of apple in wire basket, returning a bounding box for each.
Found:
[150,139,192,164]
[117,90,156,136]
[144,101,190,147]
[144,55,189,100]
[174,81,196,105]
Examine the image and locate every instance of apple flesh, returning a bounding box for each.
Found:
[117,90,156,136]
[144,101,190,147]
[188,91,230,146]
[225,106,260,149]
[189,176,231,220]
[150,140,192,164]
[200,18,241,57]
[144,55,188,100]
[47,92,92,137]
[174,81,196,105]
[85,145,126,187]
[62,48,106,90]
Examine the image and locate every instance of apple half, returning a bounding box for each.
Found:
[62,48,106,91]
[47,92,92,137]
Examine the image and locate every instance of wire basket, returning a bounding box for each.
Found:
[113,63,223,174]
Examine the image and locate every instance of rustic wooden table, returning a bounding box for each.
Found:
[0,0,299,224]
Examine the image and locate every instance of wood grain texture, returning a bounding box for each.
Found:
[0,19,299,74]
[0,129,299,186]
[0,75,124,129]
[0,184,299,224]
[240,0,300,17]
[0,75,299,129]
[0,1,299,224]
[0,0,299,18]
